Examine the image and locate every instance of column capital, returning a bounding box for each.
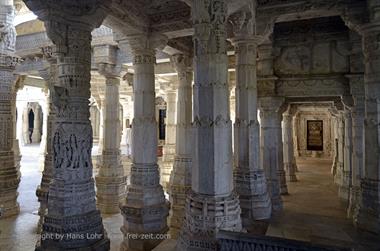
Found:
[97,63,122,80]
[259,96,285,112]
[171,54,192,74]
[346,74,365,97]
[117,33,168,60]
[23,0,108,30]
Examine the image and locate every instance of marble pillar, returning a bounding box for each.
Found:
[283,107,298,182]
[95,63,127,214]
[31,104,42,143]
[354,3,380,232]
[118,34,169,251]
[347,76,365,218]
[97,97,105,154]
[120,97,133,156]
[0,0,20,218]
[161,87,177,189]
[36,49,56,233]
[168,54,193,239]
[177,1,242,249]
[230,11,272,230]
[334,112,345,187]
[339,107,352,201]
[259,97,286,211]
[23,1,110,249]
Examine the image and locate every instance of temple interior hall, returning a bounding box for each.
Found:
[0,0,380,251]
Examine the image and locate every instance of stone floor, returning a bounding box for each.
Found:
[0,144,124,251]
[267,157,380,251]
[1,146,379,251]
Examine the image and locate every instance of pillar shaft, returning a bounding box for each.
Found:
[335,113,345,186]
[259,97,286,211]
[22,2,111,248]
[36,53,56,233]
[231,32,272,228]
[354,8,380,232]
[283,111,298,182]
[348,80,365,217]
[0,0,20,218]
[161,88,177,189]
[177,1,242,249]
[339,109,353,201]
[118,34,169,251]
[168,54,193,238]
[95,62,127,214]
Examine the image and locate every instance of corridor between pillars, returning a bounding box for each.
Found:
[176,0,242,250]
[23,1,110,250]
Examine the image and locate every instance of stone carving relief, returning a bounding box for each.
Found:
[273,17,350,77]
[0,6,16,52]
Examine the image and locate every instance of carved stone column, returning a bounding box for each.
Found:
[259,97,286,211]
[339,105,353,202]
[118,34,169,251]
[0,0,20,218]
[283,106,298,182]
[120,96,133,156]
[229,8,272,231]
[354,2,380,232]
[161,87,177,189]
[36,48,56,233]
[347,75,365,218]
[177,1,242,250]
[95,59,127,214]
[32,104,42,143]
[334,110,345,188]
[24,1,110,249]
[168,54,193,239]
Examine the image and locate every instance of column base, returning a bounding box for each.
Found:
[120,164,170,251]
[334,162,343,185]
[168,156,192,239]
[338,171,351,201]
[347,186,360,218]
[277,170,288,195]
[284,163,298,182]
[36,184,49,233]
[176,191,242,251]
[266,179,283,212]
[160,160,174,191]
[0,152,21,218]
[353,179,380,234]
[36,210,110,251]
[161,144,176,190]
[234,168,272,227]
[96,175,127,214]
